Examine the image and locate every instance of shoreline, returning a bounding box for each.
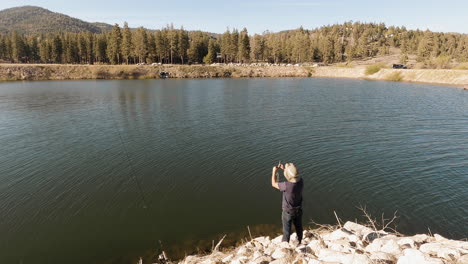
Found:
[170,221,468,264]
[0,64,467,88]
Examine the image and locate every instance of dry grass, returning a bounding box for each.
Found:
[365,63,388,75]
[454,63,468,70]
[384,71,403,82]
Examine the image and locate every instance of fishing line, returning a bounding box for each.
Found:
[105,99,149,209]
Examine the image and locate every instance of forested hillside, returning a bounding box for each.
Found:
[0,6,112,34]
[0,6,467,68]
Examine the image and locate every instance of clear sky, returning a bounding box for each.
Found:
[1,0,467,34]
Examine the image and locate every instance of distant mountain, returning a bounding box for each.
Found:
[0,6,113,34]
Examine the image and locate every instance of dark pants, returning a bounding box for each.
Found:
[281,209,303,243]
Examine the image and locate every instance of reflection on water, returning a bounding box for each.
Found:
[0,78,466,264]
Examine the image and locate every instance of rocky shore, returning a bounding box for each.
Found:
[175,221,467,264]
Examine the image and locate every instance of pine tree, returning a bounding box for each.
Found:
[221,29,231,62]
[39,39,50,63]
[86,32,95,64]
[122,22,133,64]
[178,29,189,64]
[250,34,264,62]
[203,38,217,64]
[147,33,157,63]
[107,24,122,64]
[238,28,250,63]
[11,31,25,62]
[230,29,239,62]
[51,35,63,63]
[30,37,40,62]
[134,27,148,63]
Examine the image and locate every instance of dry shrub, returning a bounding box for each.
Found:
[384,71,403,82]
[365,63,387,75]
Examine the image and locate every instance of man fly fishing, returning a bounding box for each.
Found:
[271,162,304,244]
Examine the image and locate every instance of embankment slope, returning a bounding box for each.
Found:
[1,64,467,87]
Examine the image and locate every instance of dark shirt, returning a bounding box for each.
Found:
[278,178,303,212]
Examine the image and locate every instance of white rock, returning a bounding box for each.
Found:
[272,235,283,244]
[278,241,291,248]
[290,233,299,242]
[348,234,360,243]
[366,237,401,255]
[221,254,233,262]
[245,241,255,248]
[272,248,291,259]
[250,255,272,264]
[457,254,468,264]
[420,242,461,261]
[252,250,262,260]
[369,251,396,262]
[230,256,249,264]
[307,259,320,264]
[398,237,416,248]
[307,240,324,254]
[322,229,351,241]
[317,249,348,262]
[270,258,290,264]
[343,221,373,238]
[434,234,447,242]
[397,249,444,264]
[349,254,372,264]
[326,239,353,253]
[254,236,271,246]
[411,234,430,243]
[264,246,274,256]
[237,246,251,255]
[380,238,402,255]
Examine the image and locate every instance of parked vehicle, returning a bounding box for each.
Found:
[392,64,407,69]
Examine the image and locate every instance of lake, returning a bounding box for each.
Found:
[0,78,466,264]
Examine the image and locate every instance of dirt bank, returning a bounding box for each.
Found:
[0,64,467,88]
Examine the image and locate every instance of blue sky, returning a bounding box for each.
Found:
[1,0,467,34]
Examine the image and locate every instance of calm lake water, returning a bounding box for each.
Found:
[0,78,467,264]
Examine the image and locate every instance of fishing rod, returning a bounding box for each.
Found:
[106,100,149,209]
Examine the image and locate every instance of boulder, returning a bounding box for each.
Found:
[222,254,234,263]
[366,237,401,255]
[270,258,290,264]
[326,239,353,253]
[410,234,431,244]
[397,237,416,248]
[457,254,468,264]
[237,246,251,255]
[271,248,293,259]
[318,249,371,264]
[254,236,271,247]
[397,249,444,264]
[278,241,291,249]
[322,229,352,241]
[343,221,373,238]
[250,255,272,264]
[369,251,397,263]
[420,242,461,261]
[307,240,324,254]
[307,259,320,264]
[252,250,263,260]
[434,234,447,242]
[230,255,249,264]
[272,235,283,244]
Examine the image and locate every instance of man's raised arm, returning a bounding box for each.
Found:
[271,166,280,189]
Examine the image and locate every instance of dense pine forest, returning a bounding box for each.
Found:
[1,21,468,68]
